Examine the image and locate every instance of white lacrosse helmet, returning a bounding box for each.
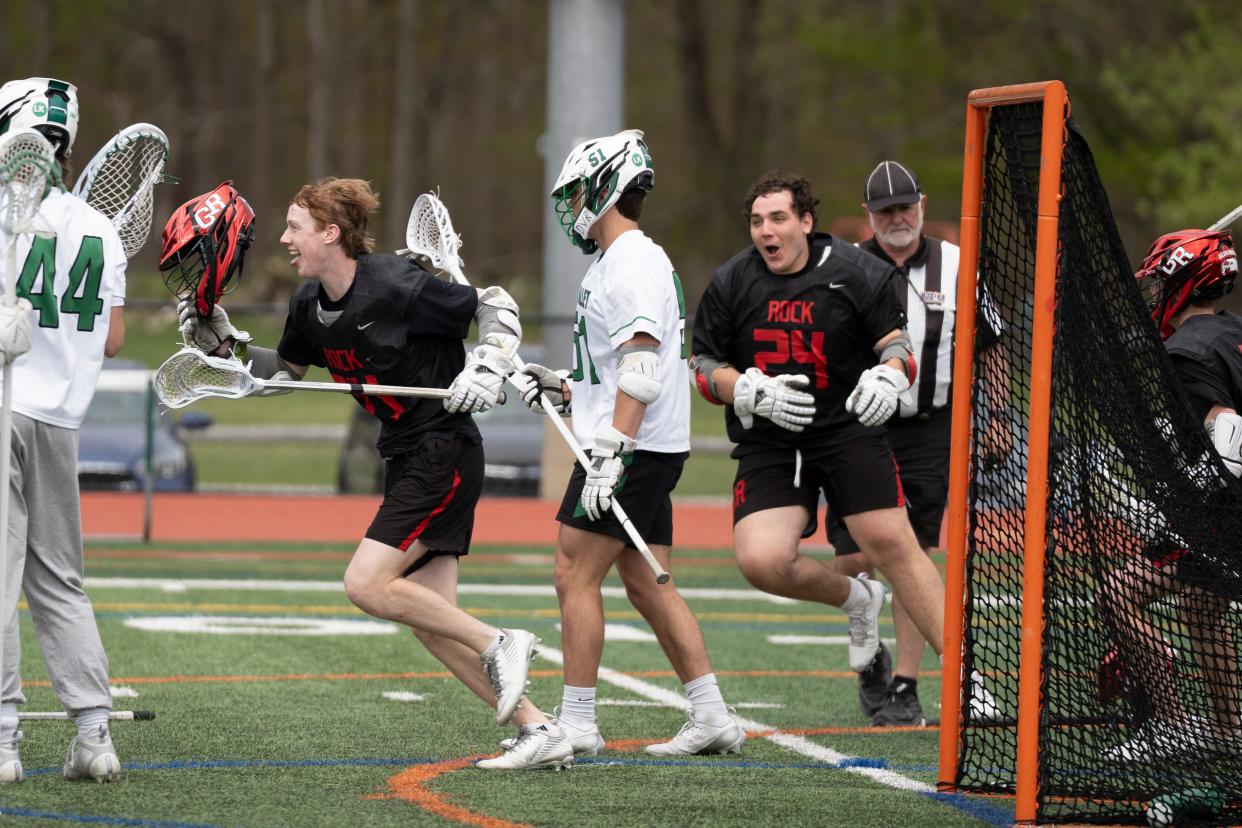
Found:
[0,77,79,158]
[550,128,654,254]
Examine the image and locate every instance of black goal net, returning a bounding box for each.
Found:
[953,101,1242,824]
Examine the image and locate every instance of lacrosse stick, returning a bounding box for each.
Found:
[18,710,155,721]
[403,190,670,584]
[1208,203,1242,232]
[0,129,58,721]
[71,123,169,259]
[153,347,470,409]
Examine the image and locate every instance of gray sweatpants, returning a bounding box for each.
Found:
[2,412,111,712]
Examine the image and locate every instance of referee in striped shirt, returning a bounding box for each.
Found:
[834,161,1009,726]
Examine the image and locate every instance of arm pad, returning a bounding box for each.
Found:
[617,345,662,405]
[876,330,917,384]
[1210,411,1242,477]
[475,285,522,352]
[245,345,296,381]
[689,354,728,405]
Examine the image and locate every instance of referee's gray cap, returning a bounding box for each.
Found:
[864,161,922,211]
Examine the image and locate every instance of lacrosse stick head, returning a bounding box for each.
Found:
[550,128,653,255]
[402,190,467,281]
[0,128,57,236]
[71,123,169,259]
[159,180,256,317]
[1136,228,1237,339]
[154,347,259,409]
[0,77,78,158]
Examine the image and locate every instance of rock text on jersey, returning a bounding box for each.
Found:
[323,348,365,372]
[767,300,815,324]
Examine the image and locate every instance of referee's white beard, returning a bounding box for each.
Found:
[875,218,921,251]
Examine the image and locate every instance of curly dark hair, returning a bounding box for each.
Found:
[743,171,819,229]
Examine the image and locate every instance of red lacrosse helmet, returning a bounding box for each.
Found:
[159,180,256,316]
[1135,228,1237,339]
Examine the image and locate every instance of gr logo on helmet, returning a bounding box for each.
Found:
[193,193,228,230]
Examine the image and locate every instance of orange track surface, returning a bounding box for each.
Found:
[81,492,771,549]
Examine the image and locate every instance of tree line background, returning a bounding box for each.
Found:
[3,0,1240,315]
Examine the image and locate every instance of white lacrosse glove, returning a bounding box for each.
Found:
[178,298,251,356]
[444,344,514,414]
[1208,412,1242,479]
[0,297,33,366]
[517,363,571,415]
[732,367,815,431]
[581,424,636,521]
[845,364,910,427]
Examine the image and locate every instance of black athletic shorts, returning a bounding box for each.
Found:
[365,433,484,572]
[732,430,904,540]
[830,407,951,554]
[557,450,688,547]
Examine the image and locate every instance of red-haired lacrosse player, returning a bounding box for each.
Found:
[171,177,572,769]
[0,77,124,784]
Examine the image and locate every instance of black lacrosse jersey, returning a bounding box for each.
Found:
[692,232,906,453]
[1164,310,1242,422]
[277,253,480,456]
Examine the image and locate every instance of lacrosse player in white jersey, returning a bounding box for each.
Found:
[515,129,744,765]
[0,78,125,783]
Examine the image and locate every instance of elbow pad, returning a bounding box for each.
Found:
[617,346,662,405]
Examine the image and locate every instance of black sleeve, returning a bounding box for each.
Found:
[404,276,478,339]
[277,293,322,368]
[691,273,735,363]
[859,268,907,344]
[976,283,1003,349]
[1170,353,1233,421]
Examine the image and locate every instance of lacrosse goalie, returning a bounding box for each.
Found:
[0,77,127,784]
[172,177,572,768]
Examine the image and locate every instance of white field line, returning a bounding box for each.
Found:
[83,577,798,605]
[382,691,425,703]
[767,635,897,646]
[597,699,784,709]
[534,644,932,794]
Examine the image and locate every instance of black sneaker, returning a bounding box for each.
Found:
[872,681,925,727]
[858,641,892,717]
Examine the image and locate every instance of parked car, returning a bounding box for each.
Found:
[77,360,212,492]
[337,347,545,497]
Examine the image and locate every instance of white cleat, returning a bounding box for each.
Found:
[847,575,886,672]
[968,671,1004,722]
[476,723,574,770]
[0,731,22,784]
[64,726,121,783]
[644,708,746,756]
[502,712,605,756]
[1101,715,1213,763]
[480,628,538,725]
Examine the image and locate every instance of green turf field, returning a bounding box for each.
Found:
[3,541,1014,827]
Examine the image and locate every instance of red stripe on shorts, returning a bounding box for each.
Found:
[892,453,905,508]
[399,469,462,551]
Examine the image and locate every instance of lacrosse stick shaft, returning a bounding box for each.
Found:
[1209,203,1242,232]
[259,378,503,405]
[18,710,156,721]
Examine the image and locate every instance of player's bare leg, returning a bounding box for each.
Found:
[617,544,711,683]
[345,539,501,650]
[734,507,852,605]
[553,525,624,687]
[844,508,943,655]
[406,555,550,727]
[1179,588,1238,741]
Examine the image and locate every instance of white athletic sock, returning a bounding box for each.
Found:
[0,702,17,742]
[76,707,110,738]
[841,576,871,614]
[685,673,731,726]
[559,685,596,727]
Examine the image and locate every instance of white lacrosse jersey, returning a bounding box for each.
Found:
[569,229,690,453]
[0,189,127,429]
